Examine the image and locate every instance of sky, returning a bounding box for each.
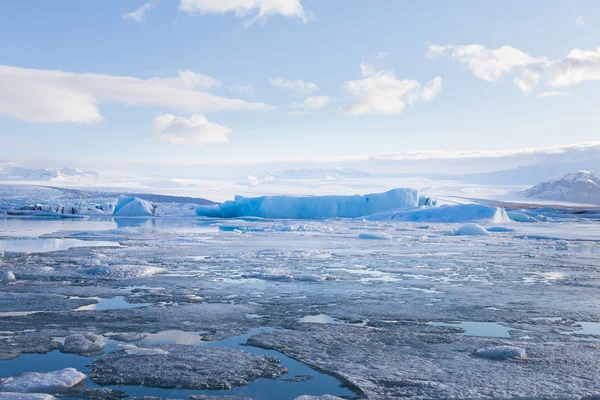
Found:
[1,0,599,171]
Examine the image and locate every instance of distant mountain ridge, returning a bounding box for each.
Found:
[0,165,99,181]
[524,171,600,205]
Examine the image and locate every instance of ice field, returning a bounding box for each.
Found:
[1,186,600,399]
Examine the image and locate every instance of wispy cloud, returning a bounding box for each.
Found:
[0,66,271,124]
[123,0,158,22]
[290,95,332,111]
[538,91,571,98]
[270,77,318,94]
[576,16,584,26]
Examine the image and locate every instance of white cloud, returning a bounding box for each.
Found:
[576,16,584,26]
[291,95,332,110]
[179,0,307,26]
[429,43,600,94]
[344,64,442,116]
[269,77,318,94]
[538,91,571,98]
[0,65,271,124]
[123,1,158,22]
[153,113,231,144]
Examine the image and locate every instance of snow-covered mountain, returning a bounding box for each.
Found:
[524,171,600,205]
[0,165,99,181]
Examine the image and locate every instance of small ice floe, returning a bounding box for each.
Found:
[0,271,16,281]
[0,368,86,393]
[357,232,392,240]
[474,345,526,360]
[118,344,169,356]
[452,223,489,236]
[61,333,106,355]
[105,332,146,342]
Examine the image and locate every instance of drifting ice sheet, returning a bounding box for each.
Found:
[197,189,419,219]
[366,204,510,223]
[0,368,86,393]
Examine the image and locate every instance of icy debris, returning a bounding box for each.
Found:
[474,345,526,360]
[0,368,86,393]
[0,394,57,400]
[0,334,62,361]
[61,333,106,355]
[106,332,146,342]
[80,265,166,280]
[357,232,392,240]
[0,271,16,281]
[197,189,420,219]
[366,204,510,223]
[452,224,489,236]
[91,344,287,390]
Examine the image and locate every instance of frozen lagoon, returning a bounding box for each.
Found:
[1,213,600,399]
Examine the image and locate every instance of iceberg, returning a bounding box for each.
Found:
[366,204,510,224]
[197,189,420,219]
[0,394,57,400]
[112,196,155,217]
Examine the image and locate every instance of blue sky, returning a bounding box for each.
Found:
[0,0,599,168]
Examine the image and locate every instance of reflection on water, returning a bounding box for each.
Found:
[0,217,116,238]
[74,296,151,311]
[0,238,120,253]
[429,321,512,337]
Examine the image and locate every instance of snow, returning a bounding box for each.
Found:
[0,271,16,281]
[365,204,510,223]
[0,368,86,393]
[452,223,489,236]
[61,333,106,355]
[475,346,527,360]
[0,394,56,400]
[357,232,393,240]
[197,189,419,219]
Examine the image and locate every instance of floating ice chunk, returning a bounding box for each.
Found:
[118,344,169,356]
[0,368,86,393]
[0,250,4,258]
[507,212,538,223]
[62,333,106,355]
[0,394,57,400]
[113,196,155,217]
[453,224,489,236]
[357,232,392,240]
[0,271,16,281]
[107,332,146,342]
[475,345,526,360]
[81,265,166,280]
[366,204,510,223]
[197,189,420,219]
